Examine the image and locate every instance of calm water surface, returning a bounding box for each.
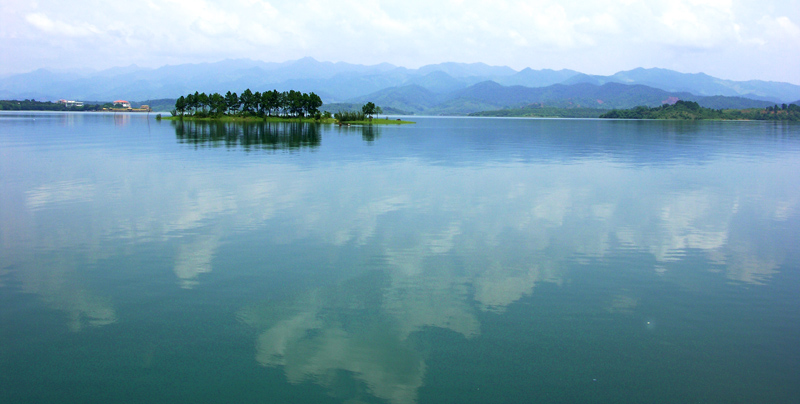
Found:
[1,112,799,403]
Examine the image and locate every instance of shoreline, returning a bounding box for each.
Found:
[164,116,414,125]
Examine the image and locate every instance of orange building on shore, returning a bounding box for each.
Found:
[103,99,151,112]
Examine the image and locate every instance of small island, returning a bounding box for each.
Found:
[599,100,800,121]
[165,89,413,125]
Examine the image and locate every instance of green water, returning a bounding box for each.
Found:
[1,112,799,403]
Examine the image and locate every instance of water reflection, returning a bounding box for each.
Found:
[360,125,380,142]
[113,113,132,127]
[239,272,426,404]
[174,235,221,289]
[26,179,96,211]
[232,156,797,402]
[172,120,321,150]
[2,115,799,402]
[14,251,117,332]
[326,122,384,142]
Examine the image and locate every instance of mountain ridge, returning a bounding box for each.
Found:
[347,81,776,115]
[1,58,798,114]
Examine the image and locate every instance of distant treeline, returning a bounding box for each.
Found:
[600,101,800,121]
[0,99,102,111]
[174,89,323,119]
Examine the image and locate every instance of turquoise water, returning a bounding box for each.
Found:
[1,112,799,403]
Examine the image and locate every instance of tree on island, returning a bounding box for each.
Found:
[175,96,187,116]
[172,88,327,119]
[210,93,226,116]
[306,92,323,117]
[225,91,239,115]
[186,93,197,114]
[362,102,377,119]
[334,102,384,122]
[240,89,255,115]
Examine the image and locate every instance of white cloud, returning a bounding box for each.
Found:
[25,13,100,37]
[655,0,738,48]
[764,16,800,38]
[2,0,800,82]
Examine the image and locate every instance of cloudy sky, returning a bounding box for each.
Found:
[2,0,799,83]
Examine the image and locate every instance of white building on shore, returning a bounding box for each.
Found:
[58,99,84,107]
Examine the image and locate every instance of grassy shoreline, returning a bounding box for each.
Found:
[336,118,415,125]
[163,115,414,124]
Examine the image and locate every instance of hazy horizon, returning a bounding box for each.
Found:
[4,57,800,90]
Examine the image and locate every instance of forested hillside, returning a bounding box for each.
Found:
[599,101,800,120]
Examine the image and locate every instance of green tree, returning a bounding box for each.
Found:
[276,91,287,116]
[175,95,187,116]
[240,89,255,115]
[287,90,303,116]
[306,92,323,116]
[186,93,197,115]
[261,91,273,116]
[193,91,202,114]
[198,92,209,115]
[362,102,376,119]
[254,91,263,116]
[268,91,280,116]
[225,91,239,115]
[209,93,226,117]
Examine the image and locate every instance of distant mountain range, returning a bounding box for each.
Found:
[346,81,782,115]
[1,57,798,114]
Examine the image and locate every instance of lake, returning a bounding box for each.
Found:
[1,112,799,404]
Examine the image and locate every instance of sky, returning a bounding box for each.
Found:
[2,0,799,83]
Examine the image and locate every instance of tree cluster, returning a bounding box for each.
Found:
[361,102,383,118]
[173,89,323,119]
[333,102,386,122]
[765,103,800,113]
